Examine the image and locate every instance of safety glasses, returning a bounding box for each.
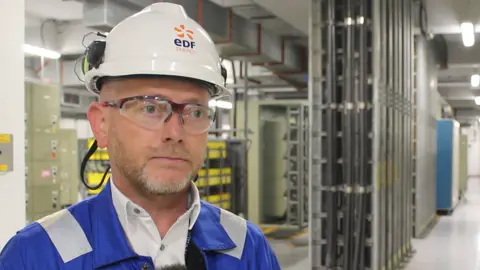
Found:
[101,95,216,134]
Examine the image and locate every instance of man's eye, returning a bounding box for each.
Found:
[143,105,156,113]
[192,110,203,118]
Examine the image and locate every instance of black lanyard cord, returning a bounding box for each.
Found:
[185,230,192,256]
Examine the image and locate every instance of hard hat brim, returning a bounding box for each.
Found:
[84,59,231,98]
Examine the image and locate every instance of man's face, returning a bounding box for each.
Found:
[88,77,210,196]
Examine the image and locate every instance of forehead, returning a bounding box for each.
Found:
[100,76,210,103]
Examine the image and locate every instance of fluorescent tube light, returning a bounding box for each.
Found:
[23,44,61,59]
[208,100,232,109]
[474,96,480,105]
[461,22,475,47]
[216,100,232,109]
[472,74,480,87]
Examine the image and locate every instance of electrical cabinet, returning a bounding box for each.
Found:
[58,129,80,207]
[25,133,59,162]
[458,134,468,199]
[25,81,60,135]
[436,119,460,213]
[24,81,64,223]
[26,161,60,188]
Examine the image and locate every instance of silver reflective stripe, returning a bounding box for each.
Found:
[38,209,93,263]
[218,209,247,259]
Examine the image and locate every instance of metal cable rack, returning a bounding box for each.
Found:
[200,139,246,214]
[285,105,309,227]
[309,0,415,269]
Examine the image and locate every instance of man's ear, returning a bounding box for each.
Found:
[87,103,108,149]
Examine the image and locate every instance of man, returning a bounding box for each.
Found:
[0,3,280,269]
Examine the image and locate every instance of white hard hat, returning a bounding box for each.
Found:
[83,2,230,98]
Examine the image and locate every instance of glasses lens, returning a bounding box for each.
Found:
[121,98,170,129]
[182,104,214,133]
[120,97,214,133]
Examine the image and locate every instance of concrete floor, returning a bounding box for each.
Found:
[406,177,480,270]
[271,177,480,269]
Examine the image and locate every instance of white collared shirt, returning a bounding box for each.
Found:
[110,180,201,268]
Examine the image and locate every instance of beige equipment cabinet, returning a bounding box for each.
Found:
[25,81,62,223]
[58,129,80,208]
[458,134,468,199]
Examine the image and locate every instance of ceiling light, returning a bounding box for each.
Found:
[23,44,61,59]
[216,100,233,109]
[208,100,233,110]
[474,96,480,105]
[472,74,480,87]
[461,22,475,47]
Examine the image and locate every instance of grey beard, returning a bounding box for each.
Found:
[137,171,193,196]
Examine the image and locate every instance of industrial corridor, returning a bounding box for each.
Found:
[1,0,480,269]
[406,177,480,270]
[269,177,480,269]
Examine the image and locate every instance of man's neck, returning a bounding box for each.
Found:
[113,177,190,237]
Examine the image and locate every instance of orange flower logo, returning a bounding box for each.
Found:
[174,24,194,40]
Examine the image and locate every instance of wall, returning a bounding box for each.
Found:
[0,0,26,249]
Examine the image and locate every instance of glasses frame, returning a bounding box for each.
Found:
[100,95,217,133]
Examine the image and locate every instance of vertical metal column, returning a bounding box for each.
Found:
[372,0,382,268]
[308,0,322,268]
[378,0,388,268]
[352,0,370,266]
[342,0,355,267]
[392,0,399,265]
[400,0,407,263]
[322,0,339,267]
[243,60,249,219]
[303,105,310,226]
[386,0,394,268]
[406,0,414,253]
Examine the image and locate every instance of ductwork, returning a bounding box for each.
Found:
[81,0,138,32]
[73,0,308,88]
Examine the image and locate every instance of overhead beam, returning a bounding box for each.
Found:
[442,92,474,100]
[438,82,480,89]
[455,108,480,117]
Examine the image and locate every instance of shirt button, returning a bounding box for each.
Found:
[134,208,141,214]
[160,244,165,251]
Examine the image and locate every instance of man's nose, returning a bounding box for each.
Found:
[161,112,185,142]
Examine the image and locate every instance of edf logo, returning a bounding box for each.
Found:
[174,24,196,49]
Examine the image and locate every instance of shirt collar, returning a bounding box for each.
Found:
[110,178,202,230]
[90,181,236,269]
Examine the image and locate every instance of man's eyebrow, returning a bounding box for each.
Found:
[140,95,207,105]
[182,97,205,104]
